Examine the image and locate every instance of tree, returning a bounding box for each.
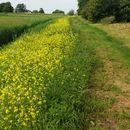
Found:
[67,9,75,15]
[115,0,130,22]
[52,9,65,14]
[78,0,130,22]
[32,10,38,13]
[86,0,120,22]
[15,3,26,12]
[0,3,5,12]
[77,0,88,15]
[39,8,44,13]
[0,2,13,12]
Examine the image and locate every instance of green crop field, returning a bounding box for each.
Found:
[0,14,59,46]
[0,13,130,130]
[0,14,58,27]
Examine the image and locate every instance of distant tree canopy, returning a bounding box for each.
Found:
[67,9,75,15]
[78,0,130,22]
[77,0,88,15]
[52,9,65,14]
[0,2,14,12]
[15,3,26,12]
[39,8,44,13]
[32,10,38,13]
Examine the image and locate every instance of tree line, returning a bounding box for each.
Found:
[0,2,45,13]
[78,0,130,22]
[0,2,75,15]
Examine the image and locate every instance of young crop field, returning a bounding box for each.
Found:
[0,14,59,46]
[0,14,57,27]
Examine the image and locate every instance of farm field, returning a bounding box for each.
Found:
[0,14,130,130]
[0,14,59,27]
[0,14,59,45]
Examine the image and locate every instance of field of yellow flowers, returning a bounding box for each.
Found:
[0,17,93,130]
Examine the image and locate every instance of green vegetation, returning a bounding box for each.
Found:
[0,0,130,129]
[0,2,13,12]
[77,0,88,15]
[52,9,65,15]
[15,3,26,13]
[0,14,59,46]
[78,0,130,22]
[67,9,75,16]
[70,17,130,129]
[0,17,94,130]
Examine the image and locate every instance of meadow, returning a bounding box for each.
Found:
[0,13,130,130]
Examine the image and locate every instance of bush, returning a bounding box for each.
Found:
[86,0,119,22]
[0,17,93,130]
[85,0,103,22]
[100,16,115,24]
[0,2,13,12]
[115,3,130,22]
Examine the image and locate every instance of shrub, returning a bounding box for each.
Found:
[115,1,130,22]
[100,16,115,24]
[67,9,75,16]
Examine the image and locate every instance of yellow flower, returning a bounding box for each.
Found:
[0,17,75,129]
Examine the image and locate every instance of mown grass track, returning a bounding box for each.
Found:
[70,17,130,130]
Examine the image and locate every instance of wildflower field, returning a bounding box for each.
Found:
[0,17,93,130]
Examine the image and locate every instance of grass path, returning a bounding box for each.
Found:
[70,17,130,130]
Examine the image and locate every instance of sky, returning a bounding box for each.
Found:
[0,0,78,13]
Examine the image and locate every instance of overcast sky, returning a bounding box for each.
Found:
[0,0,78,13]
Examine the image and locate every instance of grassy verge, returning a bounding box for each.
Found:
[70,17,130,130]
[0,17,94,130]
[70,17,111,129]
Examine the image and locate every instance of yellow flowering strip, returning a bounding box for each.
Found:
[0,17,93,130]
[0,17,74,129]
